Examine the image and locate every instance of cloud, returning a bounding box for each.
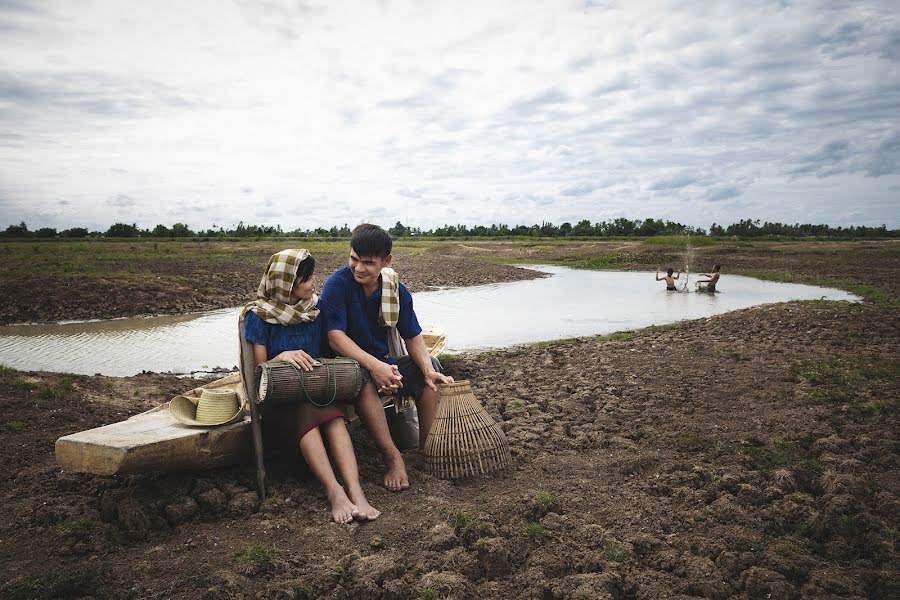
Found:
[705,185,743,202]
[649,174,698,191]
[866,131,900,177]
[106,194,136,208]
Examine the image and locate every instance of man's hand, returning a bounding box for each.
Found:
[423,370,454,392]
[372,361,403,395]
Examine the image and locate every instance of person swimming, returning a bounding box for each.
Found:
[656,267,680,291]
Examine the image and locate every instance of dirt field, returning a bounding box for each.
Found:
[1,240,898,599]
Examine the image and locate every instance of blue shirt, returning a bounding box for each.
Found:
[318,266,422,364]
[243,311,324,360]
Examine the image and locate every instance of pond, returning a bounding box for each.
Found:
[0,266,859,377]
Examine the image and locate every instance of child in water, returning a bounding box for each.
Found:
[696,264,721,292]
[656,267,680,291]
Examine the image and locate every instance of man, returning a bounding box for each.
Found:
[319,224,453,491]
[696,264,721,292]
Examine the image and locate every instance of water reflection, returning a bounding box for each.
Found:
[0,266,859,376]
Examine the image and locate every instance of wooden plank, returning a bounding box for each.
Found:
[55,409,252,475]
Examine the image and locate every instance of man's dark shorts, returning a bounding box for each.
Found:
[359,355,443,400]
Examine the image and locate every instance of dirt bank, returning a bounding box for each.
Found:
[1,242,898,598]
[2,308,898,598]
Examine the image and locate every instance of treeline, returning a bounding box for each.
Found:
[1,218,896,240]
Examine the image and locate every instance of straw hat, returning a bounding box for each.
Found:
[169,388,244,427]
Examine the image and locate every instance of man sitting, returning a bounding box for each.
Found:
[319,223,454,491]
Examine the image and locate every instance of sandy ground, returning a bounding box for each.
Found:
[1,241,898,599]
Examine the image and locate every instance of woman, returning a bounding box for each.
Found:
[655,267,680,291]
[242,249,379,523]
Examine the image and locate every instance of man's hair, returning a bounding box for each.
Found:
[294,255,315,284]
[713,264,721,271]
[667,267,674,276]
[351,223,392,259]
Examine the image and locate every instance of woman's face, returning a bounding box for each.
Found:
[290,273,317,303]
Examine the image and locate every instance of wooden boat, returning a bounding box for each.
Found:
[55,326,448,476]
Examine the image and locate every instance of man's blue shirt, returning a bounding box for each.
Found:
[319,266,422,364]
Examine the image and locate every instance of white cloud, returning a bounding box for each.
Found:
[0,0,898,232]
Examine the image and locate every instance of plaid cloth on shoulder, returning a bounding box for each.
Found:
[241,248,320,325]
[378,267,400,327]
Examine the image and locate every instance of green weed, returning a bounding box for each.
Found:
[57,517,94,536]
[419,589,438,600]
[1,575,45,600]
[5,420,25,432]
[601,540,632,562]
[642,235,717,247]
[38,377,75,400]
[532,492,557,518]
[236,543,280,573]
[447,509,494,547]
[524,522,547,543]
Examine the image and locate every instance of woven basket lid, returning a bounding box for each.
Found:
[170,388,244,427]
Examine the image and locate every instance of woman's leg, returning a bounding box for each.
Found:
[299,426,358,524]
[321,418,380,520]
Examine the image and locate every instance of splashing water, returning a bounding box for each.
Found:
[679,242,695,292]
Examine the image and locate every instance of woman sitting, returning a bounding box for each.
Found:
[242,249,379,523]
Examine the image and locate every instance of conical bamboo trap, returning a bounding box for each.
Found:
[423,380,511,479]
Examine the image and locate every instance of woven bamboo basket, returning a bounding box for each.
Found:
[423,380,511,479]
[255,358,362,407]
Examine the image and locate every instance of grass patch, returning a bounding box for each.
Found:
[524,522,548,543]
[38,377,76,401]
[5,420,25,432]
[1,575,46,600]
[447,509,494,547]
[642,235,717,247]
[419,589,438,600]
[532,492,557,518]
[57,517,94,536]
[601,540,632,562]
[236,543,280,573]
[742,437,822,477]
[794,356,899,418]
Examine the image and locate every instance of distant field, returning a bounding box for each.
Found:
[1,238,897,324]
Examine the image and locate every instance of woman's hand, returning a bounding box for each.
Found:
[274,349,320,372]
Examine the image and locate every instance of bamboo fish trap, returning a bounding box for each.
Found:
[423,380,511,479]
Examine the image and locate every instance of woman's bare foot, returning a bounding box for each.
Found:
[327,489,358,524]
[348,490,381,521]
[383,449,409,491]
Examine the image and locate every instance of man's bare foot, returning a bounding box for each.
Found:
[383,449,409,491]
[348,490,381,521]
[327,489,358,524]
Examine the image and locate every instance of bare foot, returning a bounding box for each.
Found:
[383,449,410,491]
[348,490,381,521]
[327,489,358,524]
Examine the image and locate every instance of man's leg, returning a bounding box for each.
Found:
[415,386,439,449]
[355,382,409,491]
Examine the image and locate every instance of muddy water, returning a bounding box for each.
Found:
[0,266,858,376]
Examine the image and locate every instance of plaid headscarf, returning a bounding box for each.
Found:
[242,249,320,326]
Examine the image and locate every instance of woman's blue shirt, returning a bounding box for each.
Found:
[243,311,324,360]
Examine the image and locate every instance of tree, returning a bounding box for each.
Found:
[389,221,408,237]
[34,227,57,238]
[170,223,193,237]
[106,222,140,237]
[152,224,170,237]
[60,227,89,238]
[3,221,29,237]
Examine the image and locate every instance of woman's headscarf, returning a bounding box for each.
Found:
[242,248,319,325]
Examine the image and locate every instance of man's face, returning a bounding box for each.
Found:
[349,249,391,287]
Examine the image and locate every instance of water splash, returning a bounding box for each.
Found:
[679,240,696,292]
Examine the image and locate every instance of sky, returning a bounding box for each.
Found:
[1,0,898,233]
